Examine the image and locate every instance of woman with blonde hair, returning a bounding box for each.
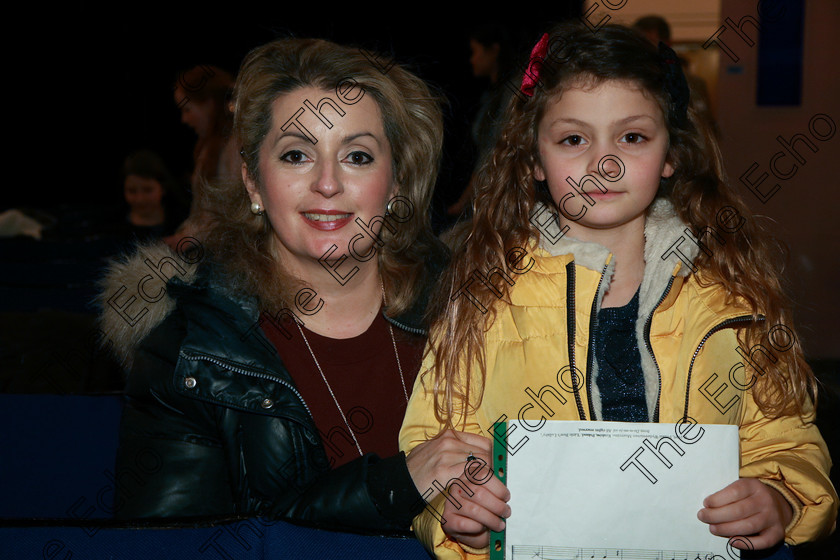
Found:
[99,37,487,532]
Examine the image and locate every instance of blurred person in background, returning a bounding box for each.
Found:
[169,65,238,243]
[633,15,718,137]
[120,150,186,241]
[447,23,515,217]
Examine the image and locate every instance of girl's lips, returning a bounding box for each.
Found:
[585,191,622,199]
[300,211,354,231]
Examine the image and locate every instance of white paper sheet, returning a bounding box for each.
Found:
[499,420,739,560]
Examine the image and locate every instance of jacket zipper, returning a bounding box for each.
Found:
[644,276,676,423]
[566,262,587,421]
[682,315,762,419]
[585,262,610,420]
[179,350,313,419]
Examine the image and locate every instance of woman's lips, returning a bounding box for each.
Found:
[300,211,354,231]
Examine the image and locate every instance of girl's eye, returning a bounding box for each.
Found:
[622,132,646,144]
[561,135,585,146]
[280,150,309,164]
[346,151,373,165]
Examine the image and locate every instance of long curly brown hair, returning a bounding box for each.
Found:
[426,21,817,429]
[201,38,444,318]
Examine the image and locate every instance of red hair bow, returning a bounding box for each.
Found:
[520,33,549,97]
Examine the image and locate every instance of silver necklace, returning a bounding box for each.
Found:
[295,281,408,457]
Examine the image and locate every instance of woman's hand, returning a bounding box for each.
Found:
[698,477,793,550]
[441,458,510,550]
[405,430,494,501]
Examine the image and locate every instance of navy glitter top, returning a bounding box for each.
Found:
[594,288,648,422]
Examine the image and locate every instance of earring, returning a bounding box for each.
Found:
[250,202,263,215]
[386,196,402,216]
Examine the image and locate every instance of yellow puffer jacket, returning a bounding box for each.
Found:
[399,200,837,559]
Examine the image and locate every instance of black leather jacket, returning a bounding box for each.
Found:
[111,247,446,534]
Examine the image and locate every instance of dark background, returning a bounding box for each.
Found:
[7,3,583,218]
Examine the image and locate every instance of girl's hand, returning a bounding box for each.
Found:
[405,430,494,503]
[698,477,793,550]
[441,458,511,550]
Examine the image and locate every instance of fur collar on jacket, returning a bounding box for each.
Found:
[96,241,205,374]
[97,240,445,375]
[534,197,700,421]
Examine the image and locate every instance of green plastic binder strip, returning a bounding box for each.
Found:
[489,419,507,560]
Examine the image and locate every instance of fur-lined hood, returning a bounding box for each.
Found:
[531,197,701,421]
[96,241,206,373]
[534,196,699,316]
[96,239,446,374]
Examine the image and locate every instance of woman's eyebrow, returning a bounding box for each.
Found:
[342,132,381,146]
[270,131,381,147]
[271,131,314,147]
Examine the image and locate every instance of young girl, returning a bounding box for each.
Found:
[399,22,837,559]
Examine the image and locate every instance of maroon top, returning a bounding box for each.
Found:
[260,308,425,469]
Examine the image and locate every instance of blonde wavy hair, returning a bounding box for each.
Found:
[202,38,444,318]
[426,22,817,429]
